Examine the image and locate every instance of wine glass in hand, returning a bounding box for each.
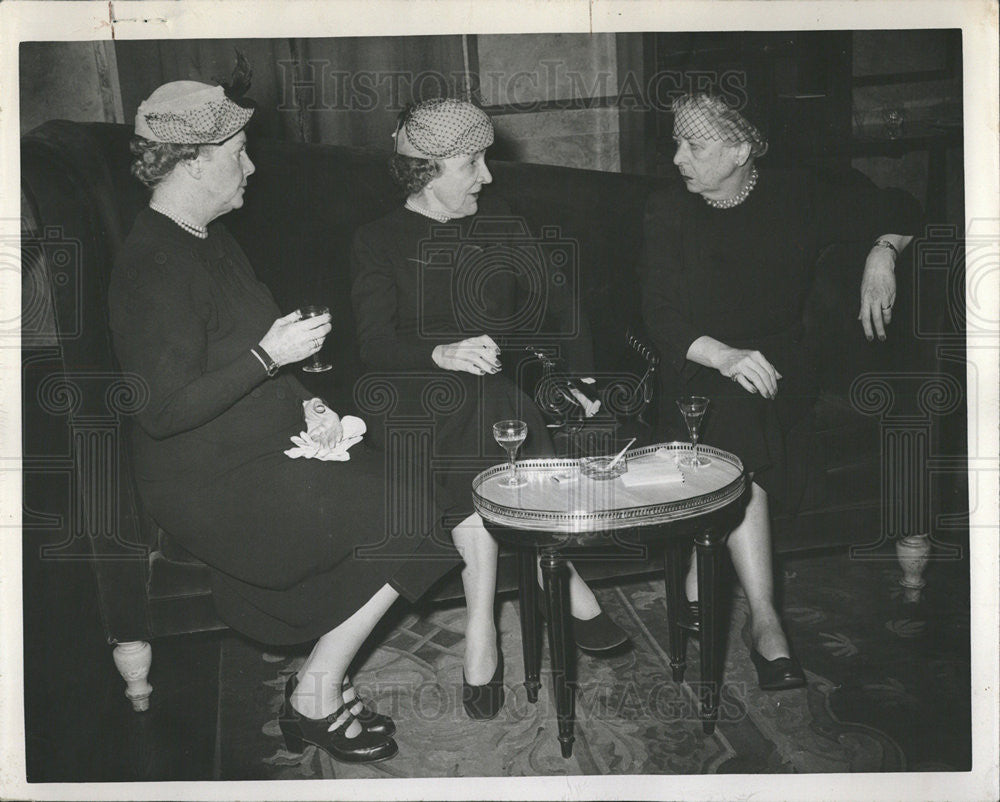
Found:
[299,305,332,373]
[676,395,711,468]
[493,419,528,488]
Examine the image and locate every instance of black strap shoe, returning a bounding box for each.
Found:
[280,674,398,763]
[342,678,396,737]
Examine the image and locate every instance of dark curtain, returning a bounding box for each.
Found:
[114,36,467,150]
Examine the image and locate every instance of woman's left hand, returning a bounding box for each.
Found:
[859,249,897,341]
[304,398,343,448]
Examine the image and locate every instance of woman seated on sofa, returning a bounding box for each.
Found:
[350,98,630,708]
[639,91,920,690]
[108,80,505,765]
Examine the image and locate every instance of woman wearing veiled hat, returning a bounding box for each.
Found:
[639,92,922,690]
[350,98,631,717]
[109,81,504,765]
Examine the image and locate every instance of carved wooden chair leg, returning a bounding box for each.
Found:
[112,640,153,712]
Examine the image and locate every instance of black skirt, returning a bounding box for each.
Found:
[141,432,461,645]
[365,369,554,524]
[658,331,819,509]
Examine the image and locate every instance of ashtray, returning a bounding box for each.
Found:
[580,456,628,480]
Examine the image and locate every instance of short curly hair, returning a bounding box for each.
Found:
[388,153,441,195]
[129,136,205,189]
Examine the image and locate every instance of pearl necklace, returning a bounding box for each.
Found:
[704,166,758,210]
[149,201,208,239]
[405,197,452,223]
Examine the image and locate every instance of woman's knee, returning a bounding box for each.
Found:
[451,513,498,563]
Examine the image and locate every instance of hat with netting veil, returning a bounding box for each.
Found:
[672,93,768,156]
[135,81,254,144]
[393,98,494,159]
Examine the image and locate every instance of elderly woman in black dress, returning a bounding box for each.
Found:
[109,81,503,763]
[350,98,630,710]
[640,92,919,689]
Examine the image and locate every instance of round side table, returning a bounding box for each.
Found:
[473,442,749,757]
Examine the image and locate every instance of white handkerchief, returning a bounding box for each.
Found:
[618,460,684,488]
[284,415,367,461]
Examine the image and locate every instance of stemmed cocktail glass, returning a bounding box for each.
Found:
[676,395,711,468]
[299,305,332,373]
[493,419,528,488]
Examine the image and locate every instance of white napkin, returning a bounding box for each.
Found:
[284,402,367,461]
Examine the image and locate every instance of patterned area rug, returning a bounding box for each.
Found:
[217,549,970,779]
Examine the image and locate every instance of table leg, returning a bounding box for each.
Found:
[662,538,688,682]
[517,547,541,703]
[540,549,575,759]
[694,525,724,735]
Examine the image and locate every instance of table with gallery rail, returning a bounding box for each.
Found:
[472,441,749,757]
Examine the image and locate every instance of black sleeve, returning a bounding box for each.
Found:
[812,167,924,252]
[350,226,438,370]
[637,189,704,374]
[108,247,267,440]
[285,375,316,403]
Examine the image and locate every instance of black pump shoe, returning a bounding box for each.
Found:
[342,678,396,737]
[749,648,807,691]
[462,651,505,720]
[573,611,632,653]
[537,595,631,653]
[280,675,398,763]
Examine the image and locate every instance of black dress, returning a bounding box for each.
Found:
[638,167,921,505]
[350,195,593,518]
[108,209,460,645]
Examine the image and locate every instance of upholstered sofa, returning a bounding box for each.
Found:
[21,119,943,711]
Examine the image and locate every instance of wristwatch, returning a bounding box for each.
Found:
[872,238,899,257]
[251,345,279,377]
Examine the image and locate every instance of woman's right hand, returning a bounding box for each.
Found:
[432,335,501,375]
[713,345,782,399]
[258,310,332,367]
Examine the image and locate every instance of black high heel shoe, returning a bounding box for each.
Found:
[342,678,396,737]
[280,674,398,763]
[536,593,631,653]
[749,648,807,691]
[462,651,505,720]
